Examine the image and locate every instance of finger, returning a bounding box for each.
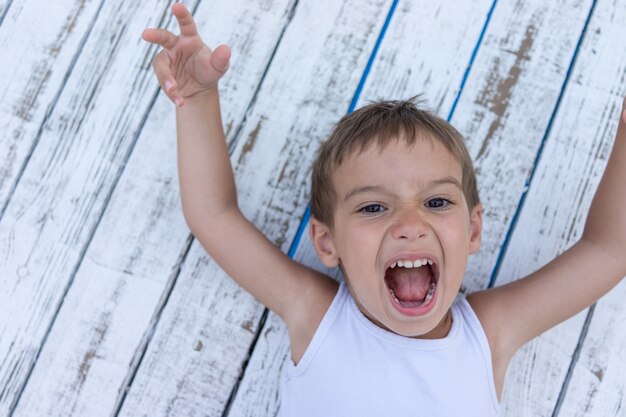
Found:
[152,51,178,95]
[172,3,198,37]
[211,44,231,73]
[142,28,178,50]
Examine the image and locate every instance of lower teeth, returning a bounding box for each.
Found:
[389,281,436,308]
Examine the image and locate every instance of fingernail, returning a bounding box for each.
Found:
[165,80,173,91]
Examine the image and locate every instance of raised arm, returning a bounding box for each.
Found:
[581,98,626,265]
[142,5,335,338]
[469,98,626,380]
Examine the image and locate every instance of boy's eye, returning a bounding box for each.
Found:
[359,204,386,214]
[427,198,451,209]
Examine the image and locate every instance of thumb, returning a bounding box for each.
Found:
[211,44,231,73]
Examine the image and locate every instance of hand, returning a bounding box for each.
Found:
[142,3,231,107]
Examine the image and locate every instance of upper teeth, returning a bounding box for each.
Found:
[391,258,433,268]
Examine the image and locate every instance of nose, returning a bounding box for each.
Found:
[390,207,429,241]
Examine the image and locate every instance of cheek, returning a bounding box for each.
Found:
[336,223,382,276]
[342,231,374,264]
[439,215,473,251]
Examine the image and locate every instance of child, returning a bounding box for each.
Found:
[142,4,626,415]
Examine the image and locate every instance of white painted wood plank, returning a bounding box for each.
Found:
[451,0,602,415]
[116,1,393,416]
[561,282,626,417]
[0,0,201,413]
[7,1,296,417]
[238,0,596,415]
[0,0,102,210]
[452,0,594,293]
[356,0,492,114]
[494,0,626,414]
[230,0,496,415]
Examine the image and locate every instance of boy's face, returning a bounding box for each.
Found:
[311,137,482,338]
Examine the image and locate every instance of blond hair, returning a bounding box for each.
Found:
[310,98,479,228]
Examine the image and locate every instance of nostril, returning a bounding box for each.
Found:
[392,222,428,240]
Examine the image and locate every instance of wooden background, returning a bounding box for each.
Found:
[1,0,625,415]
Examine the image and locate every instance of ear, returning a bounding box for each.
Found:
[468,203,483,254]
[310,216,340,268]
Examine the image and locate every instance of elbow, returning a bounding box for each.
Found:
[180,195,239,233]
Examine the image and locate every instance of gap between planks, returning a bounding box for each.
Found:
[0,0,14,27]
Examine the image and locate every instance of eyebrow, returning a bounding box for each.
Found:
[343,176,463,202]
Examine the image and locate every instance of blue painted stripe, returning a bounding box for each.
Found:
[0,0,15,27]
[287,0,399,259]
[347,0,400,114]
[288,205,311,258]
[447,0,498,122]
[487,0,598,288]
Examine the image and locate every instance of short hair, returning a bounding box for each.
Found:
[310,97,480,228]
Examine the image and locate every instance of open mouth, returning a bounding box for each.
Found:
[384,257,438,310]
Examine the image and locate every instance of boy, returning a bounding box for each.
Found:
[142,4,626,415]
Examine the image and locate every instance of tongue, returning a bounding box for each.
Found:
[387,266,432,302]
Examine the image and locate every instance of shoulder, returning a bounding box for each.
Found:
[286,274,339,365]
[466,289,514,401]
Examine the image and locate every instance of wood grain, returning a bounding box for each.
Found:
[0,0,176,412]
[450,0,598,414]
[0,0,102,213]
[1,0,624,416]
[6,1,296,417]
[451,0,594,293]
[494,0,626,415]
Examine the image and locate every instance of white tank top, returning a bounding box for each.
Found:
[279,282,501,416]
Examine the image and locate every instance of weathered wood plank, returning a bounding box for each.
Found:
[116,0,393,416]
[0,0,199,414]
[0,0,623,415]
[239,0,597,415]
[0,0,102,213]
[7,1,296,417]
[493,0,626,414]
[560,283,626,417]
[452,0,600,415]
[451,0,594,293]
[228,1,496,414]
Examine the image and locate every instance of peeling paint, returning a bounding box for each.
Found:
[225,120,234,138]
[78,350,96,384]
[14,0,88,123]
[476,25,536,161]
[238,118,264,165]
[241,320,254,333]
[593,368,604,382]
[74,312,110,388]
